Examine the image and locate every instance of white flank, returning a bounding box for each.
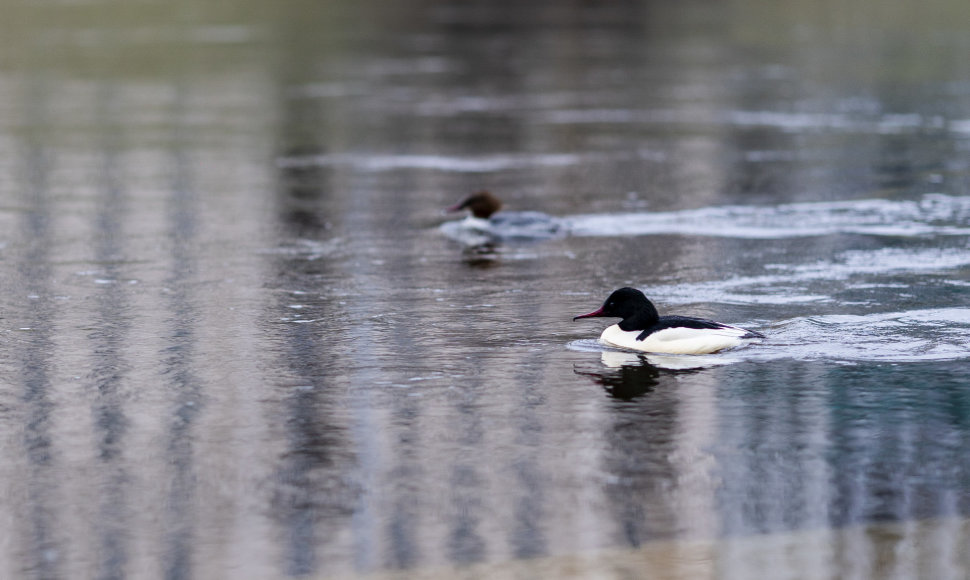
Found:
[599,324,757,355]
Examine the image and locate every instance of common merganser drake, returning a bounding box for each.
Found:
[443,191,564,243]
[574,287,764,354]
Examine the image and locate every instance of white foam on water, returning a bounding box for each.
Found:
[647,245,970,306]
[748,307,970,363]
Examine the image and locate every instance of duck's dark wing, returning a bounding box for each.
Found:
[636,316,764,341]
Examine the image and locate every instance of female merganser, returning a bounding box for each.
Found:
[443,191,564,242]
[574,287,764,354]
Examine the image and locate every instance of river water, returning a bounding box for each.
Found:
[3,1,970,578]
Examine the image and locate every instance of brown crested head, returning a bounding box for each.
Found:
[446,191,503,219]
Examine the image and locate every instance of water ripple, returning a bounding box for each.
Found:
[564,194,970,239]
[276,152,582,173]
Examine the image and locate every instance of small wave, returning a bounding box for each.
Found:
[276,152,581,173]
[647,245,970,306]
[750,308,970,363]
[563,194,970,239]
[257,238,342,260]
[541,107,950,135]
[567,339,608,353]
[542,108,860,130]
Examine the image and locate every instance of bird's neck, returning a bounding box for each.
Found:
[618,307,659,331]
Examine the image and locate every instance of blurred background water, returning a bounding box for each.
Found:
[3,0,970,578]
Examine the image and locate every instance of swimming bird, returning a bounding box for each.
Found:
[574,287,764,354]
[443,191,564,242]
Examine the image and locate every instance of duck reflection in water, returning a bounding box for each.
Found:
[575,350,726,400]
[459,242,502,268]
[573,351,669,400]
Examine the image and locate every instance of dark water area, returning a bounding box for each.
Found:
[3,0,970,578]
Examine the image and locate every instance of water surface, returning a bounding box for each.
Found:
[2,1,970,578]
